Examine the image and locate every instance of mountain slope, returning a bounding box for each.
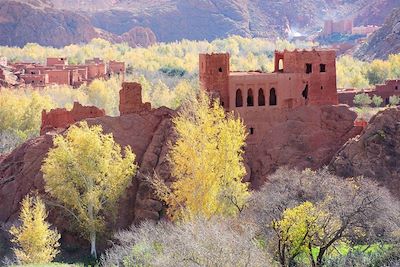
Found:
[354,7,400,60]
[0,0,157,47]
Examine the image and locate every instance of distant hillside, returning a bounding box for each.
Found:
[355,8,400,60]
[82,0,400,42]
[0,0,399,47]
[0,0,156,47]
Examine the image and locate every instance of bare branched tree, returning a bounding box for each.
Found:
[243,168,400,267]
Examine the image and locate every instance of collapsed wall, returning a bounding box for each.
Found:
[40,102,106,135]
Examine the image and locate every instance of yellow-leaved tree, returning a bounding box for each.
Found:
[153,92,249,221]
[10,195,60,264]
[41,122,137,258]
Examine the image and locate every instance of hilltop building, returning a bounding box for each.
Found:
[199,49,339,140]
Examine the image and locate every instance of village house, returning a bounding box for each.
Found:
[338,80,400,106]
[8,57,125,88]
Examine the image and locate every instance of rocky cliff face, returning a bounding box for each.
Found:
[0,0,157,48]
[330,108,400,197]
[354,8,400,60]
[0,104,361,240]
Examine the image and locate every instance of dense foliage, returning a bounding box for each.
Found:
[9,195,60,265]
[151,92,249,221]
[41,122,137,258]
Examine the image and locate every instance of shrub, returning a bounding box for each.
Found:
[101,217,271,267]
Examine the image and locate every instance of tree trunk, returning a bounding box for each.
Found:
[90,230,97,259]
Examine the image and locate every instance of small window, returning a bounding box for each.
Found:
[320,64,326,72]
[269,88,277,106]
[306,63,312,74]
[247,89,254,106]
[250,127,254,135]
[321,86,323,90]
[396,86,398,90]
[218,67,223,73]
[258,88,265,106]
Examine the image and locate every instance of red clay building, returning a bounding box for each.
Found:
[20,74,48,87]
[9,57,125,88]
[200,49,338,111]
[200,49,339,140]
[338,80,400,106]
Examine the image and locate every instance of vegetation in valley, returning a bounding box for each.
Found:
[41,122,137,259]
[1,37,399,153]
[1,37,400,266]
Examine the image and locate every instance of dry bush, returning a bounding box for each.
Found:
[101,217,272,267]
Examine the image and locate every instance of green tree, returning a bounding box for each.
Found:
[152,92,249,221]
[372,95,383,107]
[389,95,400,106]
[353,93,372,107]
[10,195,60,264]
[366,60,390,85]
[41,122,137,258]
[272,201,324,267]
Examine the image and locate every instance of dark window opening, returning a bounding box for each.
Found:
[321,86,323,90]
[218,67,223,73]
[250,127,254,135]
[236,89,243,107]
[385,98,390,105]
[258,88,265,106]
[247,89,254,106]
[320,64,326,72]
[269,88,277,106]
[302,84,309,100]
[306,63,312,74]
[396,86,398,90]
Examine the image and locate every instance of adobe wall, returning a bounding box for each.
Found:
[87,63,106,80]
[323,19,353,36]
[20,74,48,87]
[109,61,125,75]
[338,80,400,107]
[274,50,338,106]
[40,102,105,135]
[119,82,151,115]
[47,57,68,66]
[199,53,230,108]
[45,69,70,85]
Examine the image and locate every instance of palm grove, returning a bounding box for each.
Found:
[6,92,400,266]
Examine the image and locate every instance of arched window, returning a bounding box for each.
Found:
[279,59,283,71]
[258,88,265,106]
[236,89,243,107]
[269,88,277,106]
[247,89,254,106]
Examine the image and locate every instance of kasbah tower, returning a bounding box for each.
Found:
[199,49,339,141]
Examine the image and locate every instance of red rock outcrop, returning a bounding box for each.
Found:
[329,107,400,197]
[40,102,105,135]
[0,103,361,225]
